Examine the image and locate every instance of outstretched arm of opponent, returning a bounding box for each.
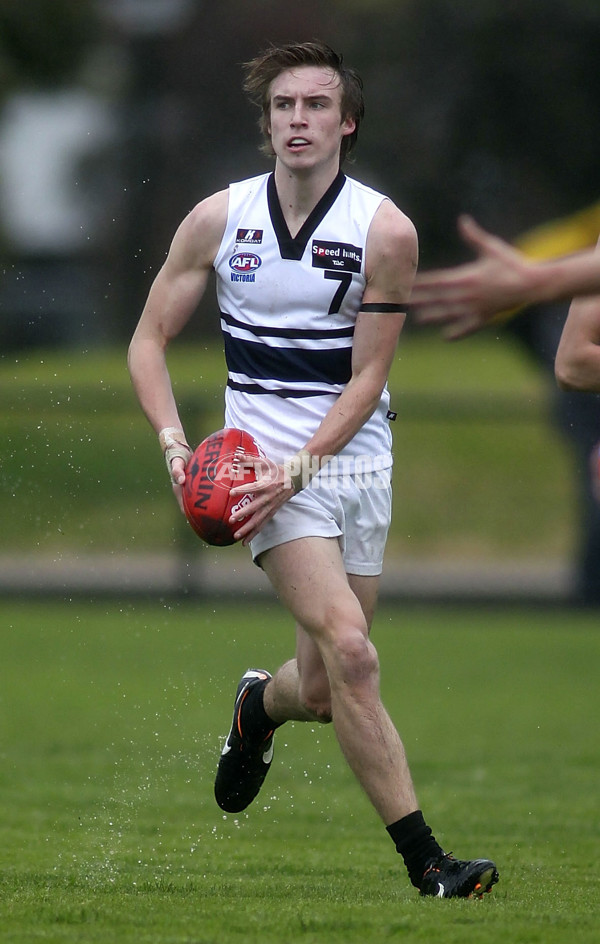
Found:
[410,215,600,339]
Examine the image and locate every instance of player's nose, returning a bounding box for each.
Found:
[290,103,307,125]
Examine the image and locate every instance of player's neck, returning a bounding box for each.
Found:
[273,160,341,237]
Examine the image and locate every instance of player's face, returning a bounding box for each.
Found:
[267,66,355,173]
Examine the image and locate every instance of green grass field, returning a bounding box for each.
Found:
[0,334,577,561]
[1,600,598,943]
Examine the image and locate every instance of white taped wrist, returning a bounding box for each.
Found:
[283,448,317,493]
[158,426,192,477]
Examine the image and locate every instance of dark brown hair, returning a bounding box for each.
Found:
[242,41,364,163]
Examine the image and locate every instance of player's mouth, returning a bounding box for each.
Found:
[287,137,310,151]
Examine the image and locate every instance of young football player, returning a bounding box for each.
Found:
[128,41,498,899]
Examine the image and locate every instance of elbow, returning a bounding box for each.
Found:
[554,358,576,391]
[555,354,596,392]
[127,333,161,374]
[127,335,152,386]
[127,337,139,378]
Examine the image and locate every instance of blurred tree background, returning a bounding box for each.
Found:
[1,0,599,344]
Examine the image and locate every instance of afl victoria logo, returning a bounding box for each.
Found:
[229,252,262,273]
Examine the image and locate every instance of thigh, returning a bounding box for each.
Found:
[292,570,380,702]
[260,536,365,639]
[347,573,380,632]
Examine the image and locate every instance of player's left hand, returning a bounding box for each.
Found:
[228,454,295,544]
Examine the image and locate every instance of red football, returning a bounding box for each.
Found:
[182,428,262,546]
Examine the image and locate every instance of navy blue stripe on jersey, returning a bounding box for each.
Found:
[268,171,347,261]
[226,380,331,398]
[221,310,354,341]
[223,332,352,385]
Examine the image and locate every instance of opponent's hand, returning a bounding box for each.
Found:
[410,216,533,339]
[228,454,295,545]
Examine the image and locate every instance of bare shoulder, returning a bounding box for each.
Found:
[366,198,418,269]
[168,188,229,271]
[365,198,418,296]
[185,188,229,238]
[370,198,418,251]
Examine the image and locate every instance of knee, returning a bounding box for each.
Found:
[311,600,380,689]
[331,629,380,689]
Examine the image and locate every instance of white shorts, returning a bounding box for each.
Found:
[249,468,392,576]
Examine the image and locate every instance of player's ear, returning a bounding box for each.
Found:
[341,115,356,137]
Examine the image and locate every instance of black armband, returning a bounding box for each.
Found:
[360,302,407,313]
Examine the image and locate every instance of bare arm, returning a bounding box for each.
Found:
[555,243,600,391]
[304,199,416,459]
[410,215,600,339]
[127,189,228,483]
[231,199,418,542]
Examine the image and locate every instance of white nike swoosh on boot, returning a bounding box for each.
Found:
[262,743,274,764]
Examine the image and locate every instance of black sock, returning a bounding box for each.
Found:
[386,810,444,888]
[241,678,283,740]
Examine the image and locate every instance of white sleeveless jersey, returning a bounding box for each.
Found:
[213,171,394,470]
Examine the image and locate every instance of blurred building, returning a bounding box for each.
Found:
[0,86,118,348]
[0,0,197,350]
